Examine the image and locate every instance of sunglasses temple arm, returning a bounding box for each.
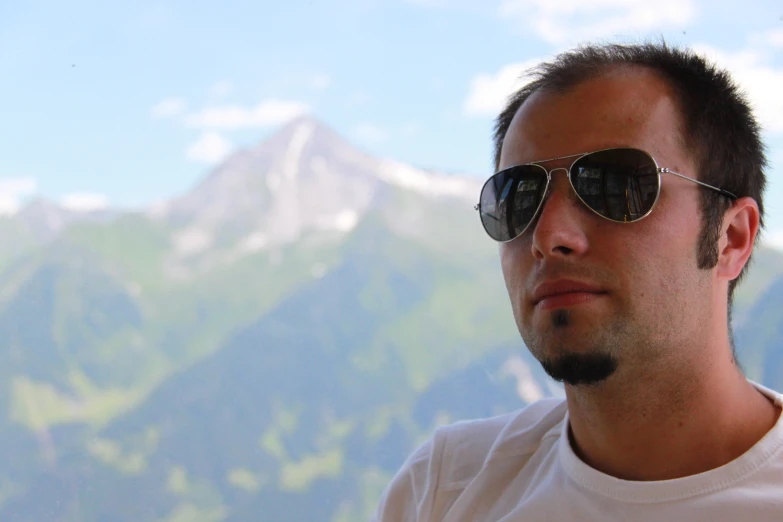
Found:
[660,169,738,200]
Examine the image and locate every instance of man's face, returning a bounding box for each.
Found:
[498,67,715,387]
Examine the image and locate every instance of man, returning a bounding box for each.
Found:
[372,41,783,521]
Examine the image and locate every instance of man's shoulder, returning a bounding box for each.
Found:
[434,396,568,472]
[371,397,568,521]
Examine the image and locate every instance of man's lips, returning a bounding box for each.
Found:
[532,279,607,309]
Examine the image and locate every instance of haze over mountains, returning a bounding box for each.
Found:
[1,116,782,521]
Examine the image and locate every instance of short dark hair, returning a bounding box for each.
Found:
[492,40,768,306]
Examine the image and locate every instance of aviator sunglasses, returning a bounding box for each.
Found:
[476,147,738,242]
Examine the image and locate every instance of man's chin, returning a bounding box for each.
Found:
[540,352,618,387]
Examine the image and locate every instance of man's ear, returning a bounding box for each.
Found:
[716,197,760,282]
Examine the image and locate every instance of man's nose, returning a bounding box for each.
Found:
[530,168,590,260]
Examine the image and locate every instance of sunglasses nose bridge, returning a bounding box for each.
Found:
[532,165,585,228]
[545,166,570,181]
[541,166,570,196]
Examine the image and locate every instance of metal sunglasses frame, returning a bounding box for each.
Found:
[475,147,738,243]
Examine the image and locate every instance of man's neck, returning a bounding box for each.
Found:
[564,351,780,481]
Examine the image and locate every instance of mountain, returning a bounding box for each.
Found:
[152,116,480,279]
[0,116,781,522]
[736,272,783,391]
[0,197,121,282]
[0,221,545,521]
[17,198,119,240]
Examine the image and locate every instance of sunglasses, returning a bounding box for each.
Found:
[476,147,737,243]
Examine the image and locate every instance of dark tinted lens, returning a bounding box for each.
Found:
[479,165,548,241]
[570,148,660,222]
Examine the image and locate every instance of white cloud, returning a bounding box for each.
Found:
[403,0,447,5]
[400,122,420,139]
[60,193,110,212]
[464,39,783,131]
[311,74,332,90]
[210,80,233,97]
[498,0,696,45]
[464,59,542,117]
[151,97,187,119]
[691,44,783,134]
[185,132,234,165]
[184,99,309,130]
[765,29,783,48]
[0,177,37,215]
[353,123,389,144]
[762,229,783,253]
[401,0,479,8]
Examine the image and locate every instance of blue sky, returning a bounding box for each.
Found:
[1,0,783,241]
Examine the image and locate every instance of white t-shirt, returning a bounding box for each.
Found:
[372,381,783,521]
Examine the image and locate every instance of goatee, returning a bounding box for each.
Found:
[541,352,618,386]
[539,309,618,386]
